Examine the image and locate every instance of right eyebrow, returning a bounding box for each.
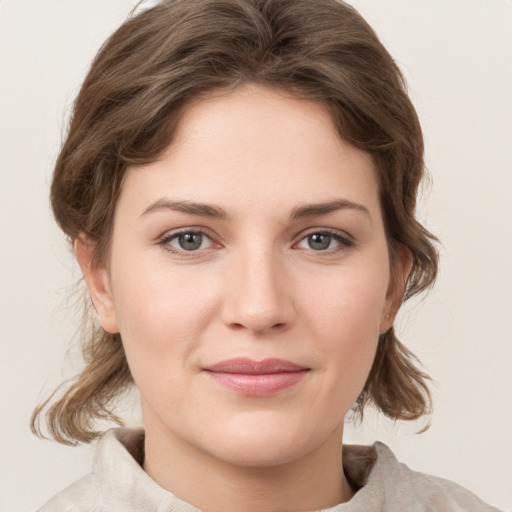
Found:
[140,199,226,219]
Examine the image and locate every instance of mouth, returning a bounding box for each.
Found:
[202,358,310,397]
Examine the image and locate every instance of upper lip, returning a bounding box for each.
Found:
[203,358,309,374]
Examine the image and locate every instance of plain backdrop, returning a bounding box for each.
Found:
[1,1,511,511]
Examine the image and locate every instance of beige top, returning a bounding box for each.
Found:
[37,428,501,512]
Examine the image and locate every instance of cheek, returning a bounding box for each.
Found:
[308,263,389,340]
[108,257,218,387]
[302,263,389,398]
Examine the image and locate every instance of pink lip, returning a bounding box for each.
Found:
[202,358,310,397]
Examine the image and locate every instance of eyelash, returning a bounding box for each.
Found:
[159,228,217,257]
[294,228,355,253]
[158,227,354,257]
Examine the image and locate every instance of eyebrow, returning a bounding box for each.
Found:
[140,199,226,219]
[290,199,371,220]
[140,198,370,221]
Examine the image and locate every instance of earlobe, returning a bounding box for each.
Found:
[74,237,119,334]
[380,246,413,334]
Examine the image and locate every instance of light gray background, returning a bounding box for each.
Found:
[1,1,511,511]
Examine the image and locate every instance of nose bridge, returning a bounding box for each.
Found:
[223,240,294,334]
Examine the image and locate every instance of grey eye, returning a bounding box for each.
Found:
[177,232,204,251]
[307,233,332,250]
[161,230,216,254]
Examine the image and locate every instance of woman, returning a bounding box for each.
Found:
[31,0,501,510]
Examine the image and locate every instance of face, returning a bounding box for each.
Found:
[81,85,402,469]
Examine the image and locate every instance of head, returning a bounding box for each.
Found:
[33,0,438,446]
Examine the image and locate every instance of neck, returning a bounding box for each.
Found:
[142,421,354,512]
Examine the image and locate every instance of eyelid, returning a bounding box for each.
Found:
[158,226,222,255]
[157,225,354,256]
[293,227,355,251]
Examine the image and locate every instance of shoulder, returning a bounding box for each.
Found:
[35,428,164,512]
[34,428,131,512]
[36,473,101,512]
[371,442,502,511]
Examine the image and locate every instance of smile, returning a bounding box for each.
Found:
[202,358,311,397]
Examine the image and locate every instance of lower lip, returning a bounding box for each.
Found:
[204,371,309,396]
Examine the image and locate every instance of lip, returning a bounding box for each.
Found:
[202,358,310,397]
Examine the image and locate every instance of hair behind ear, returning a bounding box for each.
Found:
[353,327,432,422]
[31,321,132,445]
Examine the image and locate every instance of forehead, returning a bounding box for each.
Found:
[119,84,380,219]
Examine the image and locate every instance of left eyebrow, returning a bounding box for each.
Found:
[290,199,371,220]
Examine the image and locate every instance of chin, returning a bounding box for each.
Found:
[212,437,306,468]
[200,414,330,468]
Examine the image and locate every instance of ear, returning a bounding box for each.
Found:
[74,236,119,334]
[380,245,413,334]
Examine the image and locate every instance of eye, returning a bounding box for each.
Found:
[295,230,353,252]
[161,230,215,253]
[304,233,334,251]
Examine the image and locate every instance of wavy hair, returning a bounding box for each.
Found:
[32,0,438,445]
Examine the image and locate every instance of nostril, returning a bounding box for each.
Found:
[227,321,287,334]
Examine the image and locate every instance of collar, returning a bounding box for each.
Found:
[93,428,392,511]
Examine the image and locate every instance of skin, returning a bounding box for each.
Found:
[76,84,408,512]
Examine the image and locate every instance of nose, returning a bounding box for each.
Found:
[221,246,296,335]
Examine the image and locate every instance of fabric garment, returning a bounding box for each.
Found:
[37,427,501,512]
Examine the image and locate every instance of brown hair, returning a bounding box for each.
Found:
[32,0,438,445]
